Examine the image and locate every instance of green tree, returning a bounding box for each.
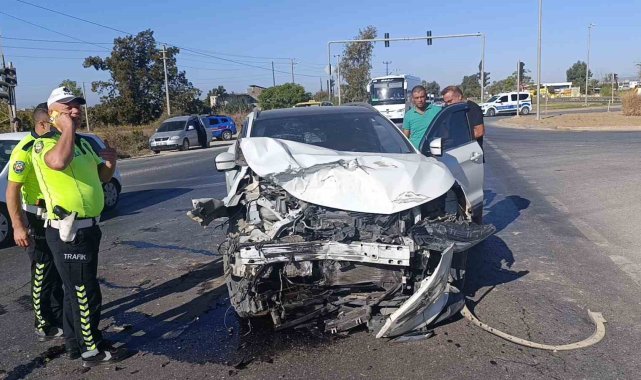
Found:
[340,26,377,103]
[421,80,440,96]
[313,90,330,101]
[83,29,201,125]
[566,60,592,94]
[460,74,481,99]
[207,85,228,100]
[58,79,83,97]
[258,83,311,110]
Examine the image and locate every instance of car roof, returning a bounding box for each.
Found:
[0,132,29,140]
[164,116,191,122]
[257,105,374,121]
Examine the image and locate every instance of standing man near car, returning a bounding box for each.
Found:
[403,85,442,150]
[6,103,64,342]
[31,86,126,367]
[441,85,485,148]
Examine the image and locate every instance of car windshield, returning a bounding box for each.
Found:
[157,120,185,132]
[486,96,499,103]
[370,79,406,106]
[251,112,414,154]
[0,140,20,170]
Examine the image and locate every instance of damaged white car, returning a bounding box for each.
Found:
[189,103,494,338]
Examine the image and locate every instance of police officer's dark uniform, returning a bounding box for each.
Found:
[7,119,64,340]
[31,87,126,366]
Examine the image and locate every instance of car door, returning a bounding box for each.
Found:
[496,95,510,114]
[185,118,199,145]
[419,103,484,210]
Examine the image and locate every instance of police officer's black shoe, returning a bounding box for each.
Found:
[36,327,64,342]
[81,347,129,367]
[65,347,81,360]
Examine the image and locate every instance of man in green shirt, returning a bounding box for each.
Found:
[31,86,125,367]
[402,85,442,150]
[6,103,64,342]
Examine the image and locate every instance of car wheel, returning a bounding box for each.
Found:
[179,138,189,151]
[486,108,496,117]
[153,150,160,154]
[0,203,13,248]
[222,130,232,141]
[103,179,120,211]
[520,107,530,115]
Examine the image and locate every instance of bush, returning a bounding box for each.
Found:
[622,91,641,116]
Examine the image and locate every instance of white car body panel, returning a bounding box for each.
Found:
[239,137,455,214]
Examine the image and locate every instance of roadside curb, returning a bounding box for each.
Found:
[491,120,641,132]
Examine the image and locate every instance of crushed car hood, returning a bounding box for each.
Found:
[239,137,455,214]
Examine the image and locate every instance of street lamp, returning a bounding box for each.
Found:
[585,23,595,107]
[536,0,542,120]
[333,54,341,105]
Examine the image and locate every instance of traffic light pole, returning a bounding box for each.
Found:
[327,32,487,103]
[516,61,521,118]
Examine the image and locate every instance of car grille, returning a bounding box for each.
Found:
[155,137,169,141]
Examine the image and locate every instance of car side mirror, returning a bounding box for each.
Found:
[429,138,443,157]
[215,152,236,171]
[187,125,195,131]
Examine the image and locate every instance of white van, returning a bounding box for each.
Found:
[480,91,532,116]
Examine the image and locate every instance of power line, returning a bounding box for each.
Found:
[0,11,110,51]
[4,54,86,60]
[0,36,114,44]
[2,45,107,52]
[10,3,326,76]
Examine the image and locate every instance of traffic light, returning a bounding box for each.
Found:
[613,73,619,90]
[384,33,390,47]
[426,30,432,46]
[518,61,525,80]
[3,67,17,86]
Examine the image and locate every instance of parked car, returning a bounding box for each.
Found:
[480,91,532,116]
[200,114,237,141]
[149,116,212,153]
[189,104,494,338]
[293,101,334,107]
[0,132,123,248]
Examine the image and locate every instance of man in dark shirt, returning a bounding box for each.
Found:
[441,86,485,148]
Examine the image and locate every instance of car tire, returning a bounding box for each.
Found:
[520,107,530,115]
[0,203,13,248]
[153,150,160,154]
[486,108,496,117]
[103,179,120,211]
[179,139,189,151]
[222,130,232,141]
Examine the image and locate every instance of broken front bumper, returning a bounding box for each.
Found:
[231,240,412,277]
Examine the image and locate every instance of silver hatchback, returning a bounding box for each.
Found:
[149,116,212,153]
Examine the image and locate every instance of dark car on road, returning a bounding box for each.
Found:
[201,115,237,141]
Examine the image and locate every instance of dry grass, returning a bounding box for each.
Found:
[622,91,641,116]
[496,111,641,131]
[92,125,157,158]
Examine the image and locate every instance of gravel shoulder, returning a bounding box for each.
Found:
[494,112,641,131]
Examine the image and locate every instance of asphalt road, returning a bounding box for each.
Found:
[1,126,641,379]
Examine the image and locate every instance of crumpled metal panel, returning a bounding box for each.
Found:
[376,243,454,338]
[239,137,455,214]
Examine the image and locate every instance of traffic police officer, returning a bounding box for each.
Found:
[6,103,64,341]
[31,87,126,366]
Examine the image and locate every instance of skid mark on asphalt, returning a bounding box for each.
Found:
[487,139,641,287]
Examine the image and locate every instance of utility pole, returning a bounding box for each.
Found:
[334,54,342,105]
[611,72,615,105]
[383,61,392,76]
[320,77,323,92]
[516,60,521,117]
[585,23,595,107]
[82,81,90,131]
[271,61,276,87]
[162,44,171,116]
[536,0,542,120]
[290,59,296,83]
[481,34,486,102]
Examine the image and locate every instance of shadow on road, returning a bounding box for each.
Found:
[483,191,531,233]
[101,188,193,221]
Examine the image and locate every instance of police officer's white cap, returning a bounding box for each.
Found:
[47,86,86,108]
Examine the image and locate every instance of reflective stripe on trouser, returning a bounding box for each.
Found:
[27,213,63,332]
[46,225,103,353]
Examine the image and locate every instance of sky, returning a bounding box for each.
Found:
[1,0,640,108]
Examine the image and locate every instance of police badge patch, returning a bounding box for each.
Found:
[34,141,44,154]
[13,161,25,174]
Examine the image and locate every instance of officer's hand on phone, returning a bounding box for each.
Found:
[100,140,118,167]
